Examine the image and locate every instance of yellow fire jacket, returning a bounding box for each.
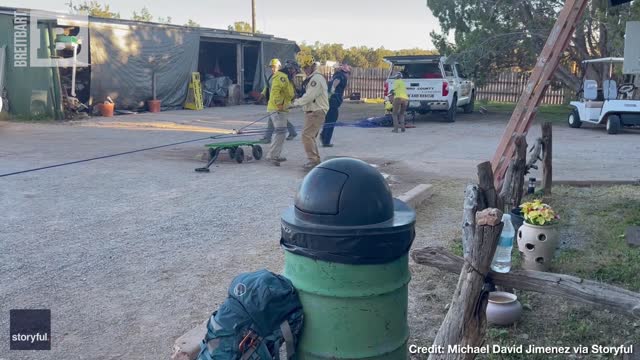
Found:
[267,71,295,112]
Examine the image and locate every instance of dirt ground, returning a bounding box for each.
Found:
[1,104,640,359]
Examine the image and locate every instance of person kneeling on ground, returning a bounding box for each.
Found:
[320,63,350,147]
[266,60,300,166]
[260,58,297,143]
[292,55,329,170]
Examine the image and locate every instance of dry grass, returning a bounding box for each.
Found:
[409,184,640,359]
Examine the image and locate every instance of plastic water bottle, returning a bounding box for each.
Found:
[491,214,514,273]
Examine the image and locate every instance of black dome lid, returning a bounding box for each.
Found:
[281,158,416,265]
[293,158,394,226]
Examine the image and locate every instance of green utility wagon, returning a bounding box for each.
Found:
[195,140,264,172]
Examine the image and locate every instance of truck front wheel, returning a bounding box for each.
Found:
[445,95,457,123]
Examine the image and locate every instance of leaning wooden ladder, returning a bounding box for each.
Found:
[491,0,589,190]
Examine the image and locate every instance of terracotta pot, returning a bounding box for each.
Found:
[486,291,522,326]
[101,102,114,117]
[517,222,559,271]
[147,99,161,113]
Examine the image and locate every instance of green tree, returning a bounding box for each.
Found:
[426,0,640,89]
[227,21,261,33]
[185,19,200,27]
[67,0,120,18]
[298,42,437,68]
[132,6,153,22]
[157,16,172,24]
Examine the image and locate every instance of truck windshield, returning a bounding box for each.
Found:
[391,63,442,79]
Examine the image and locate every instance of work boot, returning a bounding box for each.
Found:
[266,158,281,166]
[286,133,297,141]
[322,143,334,148]
[401,128,406,132]
[303,161,320,170]
[259,138,271,144]
[392,129,399,133]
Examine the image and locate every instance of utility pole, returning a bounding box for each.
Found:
[251,0,256,34]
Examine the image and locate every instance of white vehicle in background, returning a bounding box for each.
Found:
[383,55,475,122]
[568,57,640,134]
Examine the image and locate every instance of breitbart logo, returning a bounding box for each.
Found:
[12,9,89,68]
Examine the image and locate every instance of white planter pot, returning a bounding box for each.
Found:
[517,222,559,271]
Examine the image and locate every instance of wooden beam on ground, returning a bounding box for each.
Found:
[542,122,553,195]
[491,0,589,189]
[428,209,504,360]
[411,246,640,319]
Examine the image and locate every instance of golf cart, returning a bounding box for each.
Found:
[568,57,640,134]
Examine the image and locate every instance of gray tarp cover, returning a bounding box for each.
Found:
[89,20,199,110]
[254,41,299,92]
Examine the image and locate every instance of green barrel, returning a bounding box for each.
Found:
[280,158,416,360]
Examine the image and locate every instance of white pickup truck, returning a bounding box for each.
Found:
[383,55,475,122]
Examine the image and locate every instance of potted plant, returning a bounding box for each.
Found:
[516,199,560,271]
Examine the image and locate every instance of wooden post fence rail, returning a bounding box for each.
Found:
[411,246,640,320]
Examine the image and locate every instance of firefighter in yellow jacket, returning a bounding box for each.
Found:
[292,54,329,170]
[260,58,297,143]
[266,60,300,166]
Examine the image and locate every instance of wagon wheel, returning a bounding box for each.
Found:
[251,145,263,160]
[228,147,237,160]
[234,147,245,163]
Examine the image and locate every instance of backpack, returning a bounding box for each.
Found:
[196,270,304,360]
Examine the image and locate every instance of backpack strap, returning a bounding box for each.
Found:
[280,320,295,359]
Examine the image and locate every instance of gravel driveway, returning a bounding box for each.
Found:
[1,104,638,359]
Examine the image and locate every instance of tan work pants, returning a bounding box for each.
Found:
[392,98,409,130]
[302,110,326,164]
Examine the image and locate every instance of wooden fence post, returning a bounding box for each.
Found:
[498,135,527,210]
[428,209,504,360]
[462,184,481,258]
[542,122,553,195]
[477,161,501,210]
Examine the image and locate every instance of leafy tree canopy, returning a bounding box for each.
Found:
[67,0,120,18]
[297,42,437,68]
[228,21,261,33]
[427,0,640,88]
[185,19,200,27]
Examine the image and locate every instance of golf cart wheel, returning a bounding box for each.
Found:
[463,91,475,114]
[252,145,263,160]
[228,147,237,160]
[606,115,621,135]
[445,95,457,123]
[234,147,245,163]
[568,109,582,128]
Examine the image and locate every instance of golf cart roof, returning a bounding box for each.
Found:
[582,57,624,64]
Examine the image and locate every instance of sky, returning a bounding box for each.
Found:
[4,0,443,50]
